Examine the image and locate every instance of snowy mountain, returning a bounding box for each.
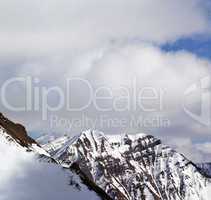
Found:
[45,130,211,200]
[0,113,100,200]
[0,113,49,156]
[1,113,211,200]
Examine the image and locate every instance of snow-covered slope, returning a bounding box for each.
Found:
[48,130,211,200]
[0,114,100,200]
[0,114,49,157]
[0,134,100,200]
[42,135,73,156]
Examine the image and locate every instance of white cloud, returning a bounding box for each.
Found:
[0,139,99,200]
[0,0,211,162]
[164,137,206,163]
[0,0,209,57]
[1,43,211,137]
[196,143,211,154]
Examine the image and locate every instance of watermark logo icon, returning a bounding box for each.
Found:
[183,76,211,126]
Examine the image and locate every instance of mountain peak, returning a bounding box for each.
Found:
[0,113,38,148]
[43,129,210,200]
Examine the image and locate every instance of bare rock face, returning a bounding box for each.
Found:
[197,163,211,178]
[0,113,37,147]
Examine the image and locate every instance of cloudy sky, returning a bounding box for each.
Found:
[0,0,211,162]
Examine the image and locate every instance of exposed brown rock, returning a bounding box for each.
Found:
[0,113,38,147]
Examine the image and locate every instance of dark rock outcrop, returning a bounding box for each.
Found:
[0,113,38,147]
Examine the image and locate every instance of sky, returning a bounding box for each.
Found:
[0,0,211,162]
[162,36,211,59]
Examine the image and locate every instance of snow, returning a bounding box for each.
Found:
[30,143,51,157]
[51,130,211,200]
[0,128,100,200]
[4,127,211,200]
[42,135,71,154]
[106,132,146,144]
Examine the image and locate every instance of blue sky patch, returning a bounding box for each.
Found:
[161,36,211,60]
